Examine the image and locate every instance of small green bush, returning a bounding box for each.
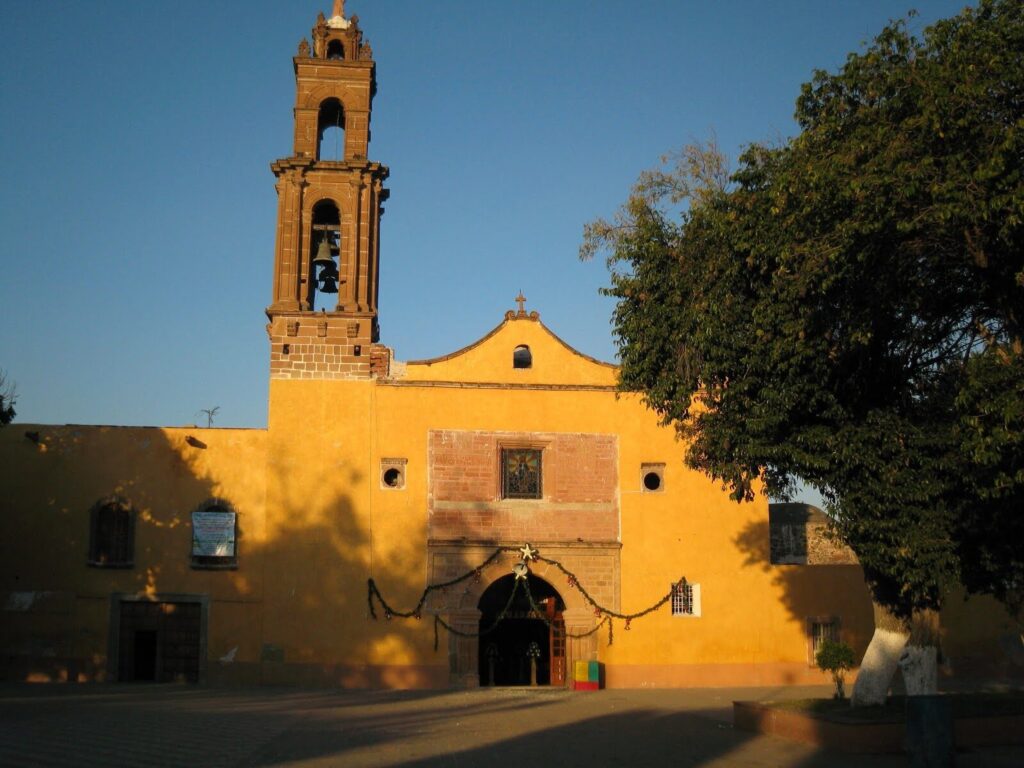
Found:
[816,639,856,699]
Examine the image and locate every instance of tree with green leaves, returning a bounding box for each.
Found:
[583,0,1022,705]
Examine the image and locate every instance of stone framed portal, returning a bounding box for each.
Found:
[108,593,208,684]
[426,542,620,688]
[477,573,564,686]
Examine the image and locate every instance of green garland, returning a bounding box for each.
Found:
[366,546,509,620]
[430,577,616,651]
[367,544,684,650]
[534,554,679,627]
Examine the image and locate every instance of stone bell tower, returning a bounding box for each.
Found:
[266,1,390,380]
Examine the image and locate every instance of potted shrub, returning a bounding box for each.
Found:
[816,639,856,699]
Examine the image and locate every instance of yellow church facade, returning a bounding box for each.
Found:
[0,5,1013,689]
[2,310,883,689]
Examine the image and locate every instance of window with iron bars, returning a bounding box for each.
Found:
[671,580,701,617]
[808,617,840,664]
[88,497,135,568]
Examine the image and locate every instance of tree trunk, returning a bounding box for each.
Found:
[900,608,940,696]
[899,646,938,695]
[851,601,909,707]
[901,609,950,767]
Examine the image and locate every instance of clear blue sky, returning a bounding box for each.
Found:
[1,0,968,430]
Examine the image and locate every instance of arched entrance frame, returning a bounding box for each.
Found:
[425,542,621,688]
[476,572,564,687]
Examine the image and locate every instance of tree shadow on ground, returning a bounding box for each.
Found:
[4,685,892,768]
[4,684,1019,767]
[383,705,906,768]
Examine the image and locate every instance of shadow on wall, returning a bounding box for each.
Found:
[738,510,1024,684]
[733,519,875,662]
[258,454,436,688]
[0,424,427,686]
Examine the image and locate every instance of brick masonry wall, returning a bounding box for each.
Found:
[426,544,621,615]
[267,314,388,380]
[805,520,858,565]
[428,430,619,544]
[769,503,858,565]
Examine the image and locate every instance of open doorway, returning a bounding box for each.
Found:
[478,573,565,686]
[116,599,202,683]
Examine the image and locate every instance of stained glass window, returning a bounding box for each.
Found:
[502,448,542,499]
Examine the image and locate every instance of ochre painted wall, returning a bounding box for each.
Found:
[1,316,1015,687]
[255,315,877,687]
[401,318,617,386]
[0,426,266,683]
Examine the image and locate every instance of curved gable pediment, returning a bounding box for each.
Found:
[398,317,617,387]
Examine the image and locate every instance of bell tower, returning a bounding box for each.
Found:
[266,1,390,380]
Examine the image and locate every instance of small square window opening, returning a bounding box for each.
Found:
[671,580,701,617]
[501,447,542,499]
[380,458,407,490]
[641,463,665,493]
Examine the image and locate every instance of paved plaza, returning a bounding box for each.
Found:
[0,683,1018,767]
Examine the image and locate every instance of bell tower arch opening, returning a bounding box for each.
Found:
[316,98,345,161]
[326,39,345,60]
[477,573,566,687]
[309,200,341,311]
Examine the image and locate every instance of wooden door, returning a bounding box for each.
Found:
[546,600,566,686]
[160,602,201,683]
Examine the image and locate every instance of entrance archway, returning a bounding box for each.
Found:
[477,573,566,686]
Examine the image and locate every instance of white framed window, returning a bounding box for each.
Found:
[807,616,840,664]
[671,580,701,617]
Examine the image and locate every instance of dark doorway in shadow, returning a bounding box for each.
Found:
[133,631,157,680]
[478,574,565,686]
[117,600,201,683]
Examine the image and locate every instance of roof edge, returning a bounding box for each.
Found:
[402,317,617,369]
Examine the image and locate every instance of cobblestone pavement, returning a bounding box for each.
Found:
[0,684,1018,767]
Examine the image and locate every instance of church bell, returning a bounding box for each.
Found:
[317,272,339,294]
[313,234,339,293]
[312,235,335,268]
[317,262,340,294]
